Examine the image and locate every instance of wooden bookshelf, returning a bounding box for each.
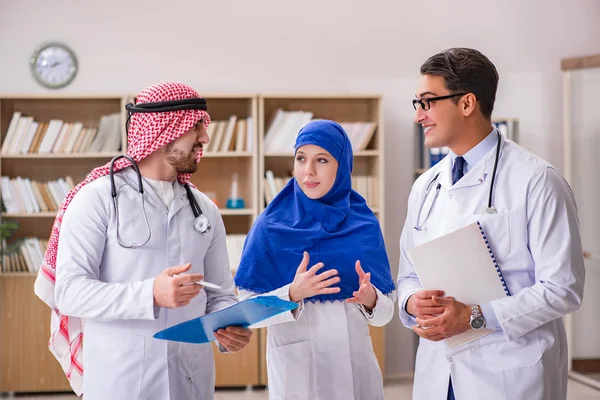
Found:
[0,93,261,392]
[186,94,261,387]
[0,95,127,392]
[0,92,388,392]
[257,94,386,384]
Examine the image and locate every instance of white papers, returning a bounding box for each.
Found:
[407,222,508,348]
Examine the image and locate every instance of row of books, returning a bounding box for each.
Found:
[264,109,377,153]
[0,235,246,274]
[205,116,254,153]
[262,170,379,208]
[1,176,74,214]
[1,111,122,155]
[1,237,47,273]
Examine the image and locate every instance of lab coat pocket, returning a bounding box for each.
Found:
[414,340,434,372]
[482,331,543,371]
[473,212,511,261]
[268,340,312,400]
[84,333,145,399]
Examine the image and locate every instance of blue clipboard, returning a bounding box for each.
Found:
[153,296,298,344]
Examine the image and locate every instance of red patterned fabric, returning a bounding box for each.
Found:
[33,82,211,396]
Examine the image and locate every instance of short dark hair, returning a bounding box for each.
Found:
[420,48,499,119]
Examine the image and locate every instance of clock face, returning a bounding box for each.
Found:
[471,316,485,329]
[30,43,78,89]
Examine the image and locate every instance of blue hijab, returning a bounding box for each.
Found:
[234,120,395,303]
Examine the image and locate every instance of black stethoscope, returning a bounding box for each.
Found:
[413,132,502,231]
[109,98,212,249]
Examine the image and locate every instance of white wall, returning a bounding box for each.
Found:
[2,0,600,376]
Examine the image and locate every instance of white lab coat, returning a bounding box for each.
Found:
[397,137,585,400]
[54,167,238,400]
[239,285,395,400]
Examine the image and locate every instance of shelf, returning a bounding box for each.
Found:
[0,272,37,277]
[202,152,253,158]
[2,210,253,218]
[219,208,253,216]
[2,212,57,218]
[1,153,122,159]
[265,150,379,158]
[260,93,381,100]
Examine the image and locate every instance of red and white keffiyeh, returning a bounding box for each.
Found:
[33,82,211,396]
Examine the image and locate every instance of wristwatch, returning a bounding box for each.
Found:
[469,305,486,330]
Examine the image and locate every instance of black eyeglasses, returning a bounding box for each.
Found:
[412,93,468,111]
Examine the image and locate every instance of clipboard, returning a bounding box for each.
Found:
[407,221,510,348]
[153,296,298,344]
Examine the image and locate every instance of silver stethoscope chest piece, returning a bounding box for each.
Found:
[194,214,211,233]
[484,206,498,215]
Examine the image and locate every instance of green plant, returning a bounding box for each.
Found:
[0,220,20,256]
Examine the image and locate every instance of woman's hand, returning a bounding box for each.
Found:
[289,252,341,302]
[346,260,377,311]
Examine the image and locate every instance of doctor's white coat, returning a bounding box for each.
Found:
[54,167,238,400]
[239,285,395,400]
[397,137,585,400]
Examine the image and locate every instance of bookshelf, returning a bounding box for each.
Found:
[257,94,386,383]
[0,92,387,393]
[187,94,261,387]
[0,94,126,392]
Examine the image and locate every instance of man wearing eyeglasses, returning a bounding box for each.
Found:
[397,48,585,400]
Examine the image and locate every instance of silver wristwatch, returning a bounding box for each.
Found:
[469,305,486,330]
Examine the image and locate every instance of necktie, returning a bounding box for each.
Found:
[452,156,466,185]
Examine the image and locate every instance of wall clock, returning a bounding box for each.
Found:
[30,43,78,89]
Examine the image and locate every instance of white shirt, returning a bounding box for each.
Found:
[143,177,176,208]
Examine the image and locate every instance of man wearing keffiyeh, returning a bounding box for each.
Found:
[34,82,252,399]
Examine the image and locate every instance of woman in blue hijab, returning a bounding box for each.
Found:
[234,119,396,400]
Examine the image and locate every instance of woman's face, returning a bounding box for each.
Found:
[294,144,339,199]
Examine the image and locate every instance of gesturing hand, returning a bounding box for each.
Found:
[346,260,377,311]
[289,252,341,302]
[153,263,204,308]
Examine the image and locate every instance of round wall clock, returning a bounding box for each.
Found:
[30,43,78,89]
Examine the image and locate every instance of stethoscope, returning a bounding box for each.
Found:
[413,132,502,231]
[109,97,212,249]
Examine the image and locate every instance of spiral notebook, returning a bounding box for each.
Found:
[407,221,511,348]
[154,296,298,344]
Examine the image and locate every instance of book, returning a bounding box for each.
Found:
[407,221,510,348]
[153,296,298,344]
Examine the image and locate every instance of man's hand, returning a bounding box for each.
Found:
[289,252,341,302]
[153,263,204,308]
[412,296,472,341]
[406,289,446,319]
[214,326,253,352]
[346,260,377,310]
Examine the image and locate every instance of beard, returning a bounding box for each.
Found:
[165,144,200,174]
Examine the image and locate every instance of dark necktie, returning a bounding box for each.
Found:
[452,156,466,185]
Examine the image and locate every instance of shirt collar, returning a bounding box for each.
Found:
[450,127,497,174]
